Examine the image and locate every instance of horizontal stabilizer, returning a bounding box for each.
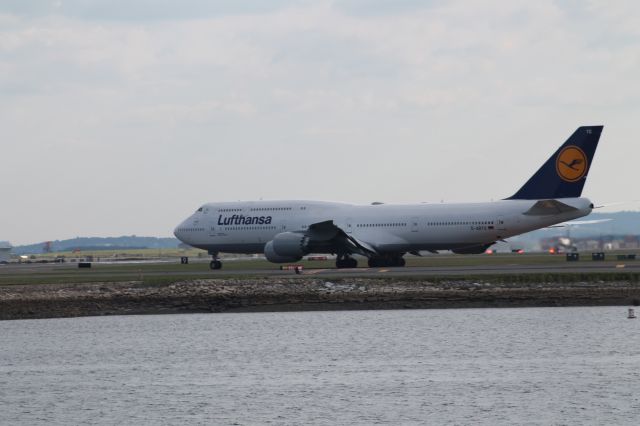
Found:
[523,199,579,216]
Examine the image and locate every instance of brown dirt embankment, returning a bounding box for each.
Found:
[1,278,640,320]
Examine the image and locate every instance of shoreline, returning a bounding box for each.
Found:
[2,278,640,320]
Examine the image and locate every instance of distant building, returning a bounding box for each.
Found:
[0,241,12,263]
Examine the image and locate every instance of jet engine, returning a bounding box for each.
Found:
[264,232,309,263]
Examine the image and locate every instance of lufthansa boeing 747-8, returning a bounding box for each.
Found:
[174,126,603,269]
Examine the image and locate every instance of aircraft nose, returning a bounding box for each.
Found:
[174,220,187,241]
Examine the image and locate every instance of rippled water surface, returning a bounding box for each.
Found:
[2,307,640,425]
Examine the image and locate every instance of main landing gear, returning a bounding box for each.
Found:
[336,254,358,269]
[367,255,406,268]
[209,252,222,270]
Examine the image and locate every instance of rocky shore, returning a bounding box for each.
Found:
[2,278,640,320]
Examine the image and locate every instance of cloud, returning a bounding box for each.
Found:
[333,0,444,17]
[0,0,310,20]
[1,0,639,243]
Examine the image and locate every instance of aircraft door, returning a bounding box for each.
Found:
[205,207,217,237]
[411,217,419,232]
[345,217,353,234]
[496,216,507,231]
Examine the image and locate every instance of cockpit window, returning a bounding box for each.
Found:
[197,207,204,212]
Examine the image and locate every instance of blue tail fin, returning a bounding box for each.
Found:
[507,126,603,200]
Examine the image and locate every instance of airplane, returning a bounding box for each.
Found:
[174,126,603,270]
[543,218,612,253]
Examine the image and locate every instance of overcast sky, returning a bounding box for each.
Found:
[1,0,639,245]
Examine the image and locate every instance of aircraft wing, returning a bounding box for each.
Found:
[307,220,378,256]
[545,218,612,229]
[594,201,639,209]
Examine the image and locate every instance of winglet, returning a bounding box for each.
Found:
[508,126,603,200]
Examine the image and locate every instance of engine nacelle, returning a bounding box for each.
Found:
[264,241,301,263]
[264,232,308,263]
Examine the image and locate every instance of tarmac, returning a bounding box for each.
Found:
[1,258,639,280]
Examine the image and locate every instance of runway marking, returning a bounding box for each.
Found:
[616,264,626,268]
[304,269,327,275]
[378,269,389,273]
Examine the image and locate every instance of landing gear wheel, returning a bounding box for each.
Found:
[209,260,222,270]
[336,255,358,269]
[388,256,406,267]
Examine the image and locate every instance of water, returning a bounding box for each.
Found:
[1,307,639,425]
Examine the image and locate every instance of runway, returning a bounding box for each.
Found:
[2,257,639,284]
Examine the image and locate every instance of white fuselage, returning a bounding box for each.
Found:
[174,198,593,255]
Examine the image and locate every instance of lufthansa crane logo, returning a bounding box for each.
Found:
[556,146,588,182]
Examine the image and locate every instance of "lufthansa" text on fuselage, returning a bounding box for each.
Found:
[217,215,273,225]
